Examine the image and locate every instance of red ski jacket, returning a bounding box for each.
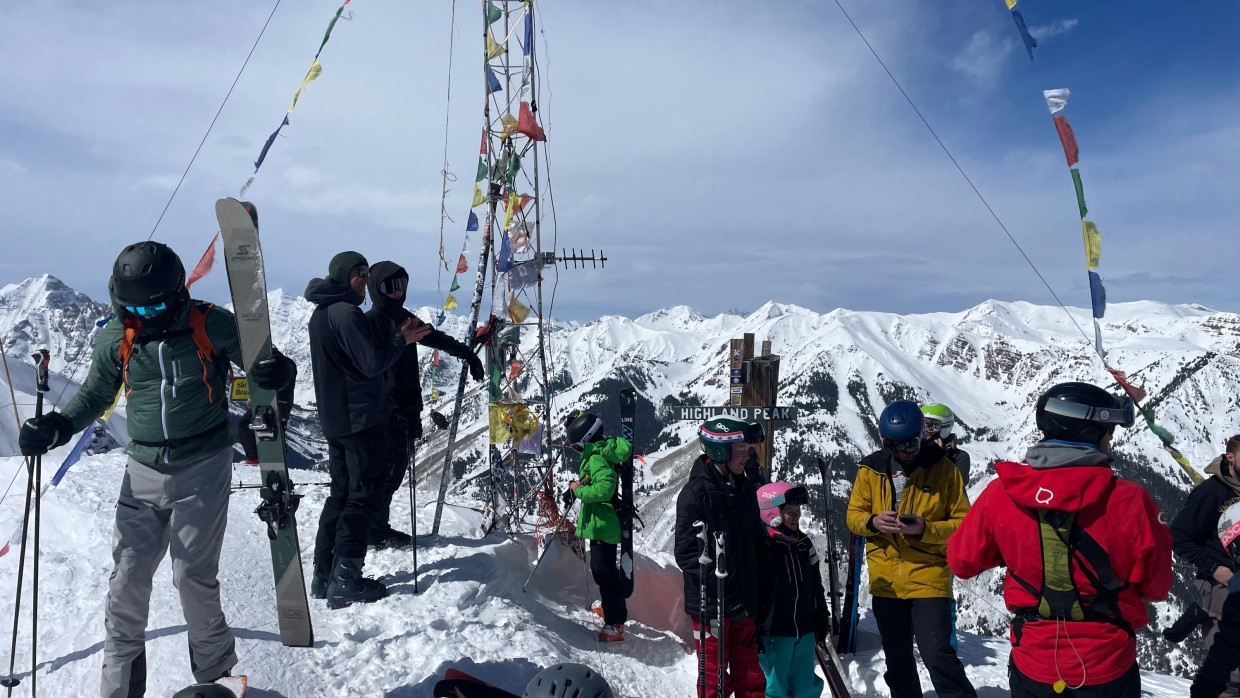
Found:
[947,449,1173,686]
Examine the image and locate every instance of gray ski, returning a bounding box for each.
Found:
[215,197,314,648]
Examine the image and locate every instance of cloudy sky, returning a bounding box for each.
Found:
[1,0,1236,322]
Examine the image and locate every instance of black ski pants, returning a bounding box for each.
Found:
[369,416,414,541]
[589,540,628,625]
[1009,660,1139,698]
[313,423,388,569]
[872,595,977,698]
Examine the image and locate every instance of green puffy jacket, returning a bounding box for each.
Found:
[59,283,243,466]
[573,436,632,545]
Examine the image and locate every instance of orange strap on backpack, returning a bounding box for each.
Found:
[116,303,228,403]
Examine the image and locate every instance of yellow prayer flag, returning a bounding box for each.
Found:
[486,32,506,59]
[289,61,323,112]
[1081,220,1101,270]
[500,113,518,139]
[472,185,486,208]
[444,293,459,310]
[430,387,440,403]
[504,192,520,230]
[102,387,124,420]
[1005,0,1017,9]
[488,403,513,444]
[508,296,531,324]
[500,403,539,444]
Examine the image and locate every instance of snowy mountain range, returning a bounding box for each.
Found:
[3,274,1239,679]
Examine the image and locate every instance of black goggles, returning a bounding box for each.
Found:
[1042,395,1136,428]
[378,276,408,294]
[883,437,921,454]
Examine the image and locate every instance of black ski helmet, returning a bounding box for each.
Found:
[878,400,925,453]
[170,683,237,698]
[565,411,605,448]
[1035,381,1135,446]
[522,663,614,698]
[111,241,186,307]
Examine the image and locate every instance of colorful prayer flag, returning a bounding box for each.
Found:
[487,32,506,59]
[506,153,521,185]
[1071,168,1088,218]
[467,211,479,231]
[1011,10,1037,61]
[476,157,488,182]
[472,185,486,207]
[487,403,513,444]
[254,115,290,172]
[1043,88,1069,115]
[456,253,469,274]
[517,102,547,141]
[449,275,461,292]
[497,232,513,272]
[1081,221,1101,270]
[444,293,459,310]
[289,61,323,112]
[486,66,502,94]
[508,296,531,324]
[1087,271,1106,319]
[1053,116,1079,167]
[185,233,218,289]
[486,2,502,25]
[1005,0,1017,8]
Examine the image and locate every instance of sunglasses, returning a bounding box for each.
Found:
[379,276,408,294]
[352,266,370,279]
[883,437,921,454]
[124,301,168,318]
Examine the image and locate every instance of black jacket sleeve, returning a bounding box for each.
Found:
[421,327,477,362]
[1171,478,1235,580]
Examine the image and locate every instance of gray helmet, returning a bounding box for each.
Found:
[171,684,237,698]
[523,663,613,698]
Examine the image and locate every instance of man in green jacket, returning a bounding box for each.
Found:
[565,411,632,643]
[19,241,295,698]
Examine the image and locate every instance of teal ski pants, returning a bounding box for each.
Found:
[758,633,824,698]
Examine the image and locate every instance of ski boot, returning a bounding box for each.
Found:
[591,601,605,620]
[368,525,414,550]
[325,557,388,609]
[598,623,625,643]
[310,564,329,600]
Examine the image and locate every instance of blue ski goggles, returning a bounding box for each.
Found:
[124,301,168,318]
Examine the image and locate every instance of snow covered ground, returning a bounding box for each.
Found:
[0,451,1194,697]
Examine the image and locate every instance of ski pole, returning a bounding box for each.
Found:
[714,530,727,698]
[522,499,576,592]
[816,457,842,640]
[693,521,709,698]
[408,440,418,594]
[1,457,34,697]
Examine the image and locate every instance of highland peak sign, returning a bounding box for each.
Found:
[672,405,799,422]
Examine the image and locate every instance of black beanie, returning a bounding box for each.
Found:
[328,251,368,286]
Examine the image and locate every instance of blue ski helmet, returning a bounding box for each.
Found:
[878,400,925,454]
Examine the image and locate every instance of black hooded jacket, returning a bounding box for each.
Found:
[304,276,405,438]
[1171,456,1240,581]
[758,525,830,638]
[363,261,480,422]
[674,454,770,619]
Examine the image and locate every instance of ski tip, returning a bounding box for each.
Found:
[217,674,248,697]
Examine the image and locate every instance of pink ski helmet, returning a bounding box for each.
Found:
[756,482,809,528]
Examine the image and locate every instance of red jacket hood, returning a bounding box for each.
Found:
[995,460,1116,513]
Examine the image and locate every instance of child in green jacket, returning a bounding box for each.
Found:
[566,411,633,642]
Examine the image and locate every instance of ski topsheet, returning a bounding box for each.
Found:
[618,387,636,598]
[837,534,864,655]
[815,642,854,698]
[216,197,313,648]
[433,668,520,697]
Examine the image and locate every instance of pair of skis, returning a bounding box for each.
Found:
[815,457,855,698]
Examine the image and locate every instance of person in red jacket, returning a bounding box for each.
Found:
[947,382,1173,698]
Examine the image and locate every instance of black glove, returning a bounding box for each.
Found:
[19,412,73,456]
[249,347,296,391]
[430,411,449,430]
[467,354,485,382]
[1191,676,1227,698]
[561,486,575,511]
[814,610,832,643]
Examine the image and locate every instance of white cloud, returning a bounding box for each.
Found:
[1029,18,1080,41]
[0,158,27,175]
[135,173,179,190]
[950,30,1014,85]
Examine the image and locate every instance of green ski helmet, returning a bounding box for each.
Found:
[171,684,237,698]
[698,417,765,463]
[921,403,956,440]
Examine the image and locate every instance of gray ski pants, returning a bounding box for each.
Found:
[100,448,237,698]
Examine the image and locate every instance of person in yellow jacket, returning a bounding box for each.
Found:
[846,400,976,698]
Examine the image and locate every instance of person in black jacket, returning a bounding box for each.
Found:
[755,481,829,697]
[305,251,426,609]
[1191,496,1240,698]
[674,417,769,698]
[1171,435,1240,688]
[363,260,484,548]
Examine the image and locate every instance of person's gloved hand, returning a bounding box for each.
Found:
[249,347,297,391]
[814,610,832,643]
[19,412,73,456]
[1191,676,1227,698]
[467,354,485,382]
[561,486,575,511]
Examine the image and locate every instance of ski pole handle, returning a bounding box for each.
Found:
[31,350,49,395]
[714,531,727,579]
[694,521,710,565]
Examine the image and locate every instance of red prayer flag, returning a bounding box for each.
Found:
[432,349,441,366]
[1107,368,1148,403]
[186,233,219,289]
[508,361,524,380]
[517,102,546,142]
[456,254,469,274]
[480,128,488,154]
[1053,115,1079,167]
